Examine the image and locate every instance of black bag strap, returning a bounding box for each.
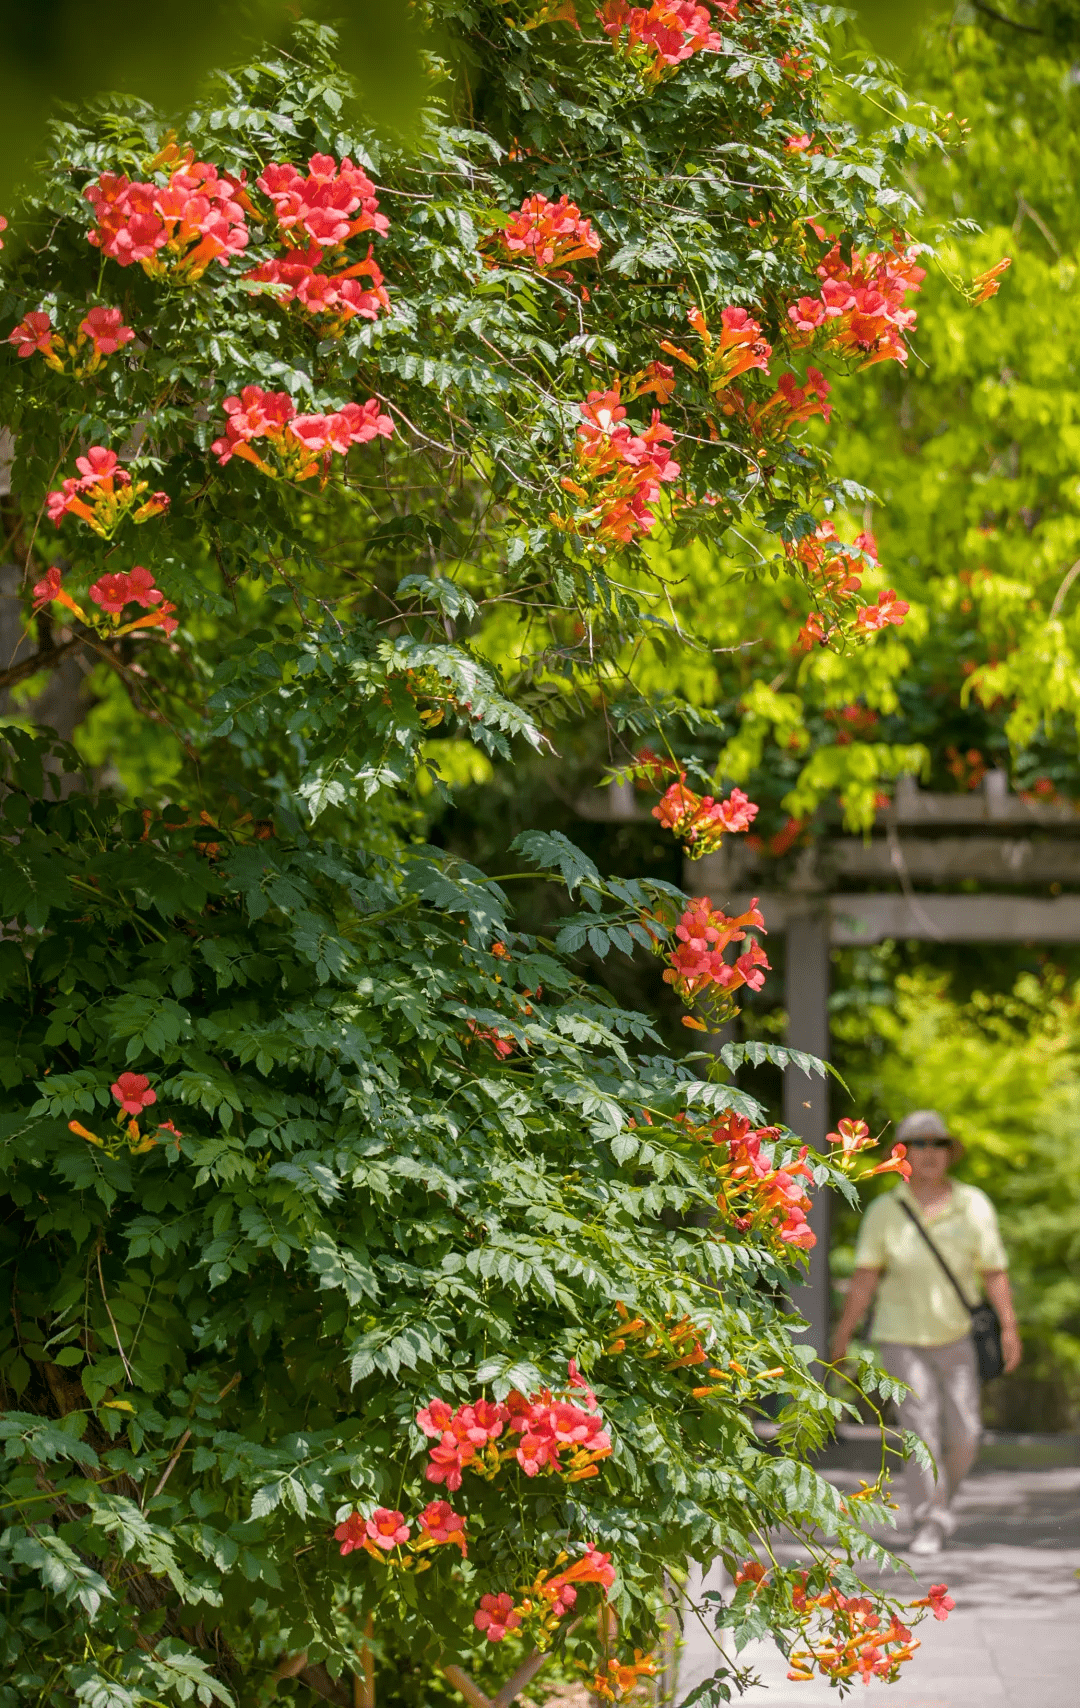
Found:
[896,1195,975,1315]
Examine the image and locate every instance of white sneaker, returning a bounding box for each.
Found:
[909,1519,946,1556]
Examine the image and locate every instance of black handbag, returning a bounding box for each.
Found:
[896,1197,1005,1381]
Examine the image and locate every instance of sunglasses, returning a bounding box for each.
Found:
[904,1138,952,1151]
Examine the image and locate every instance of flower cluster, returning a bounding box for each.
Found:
[90,565,170,619]
[46,448,169,540]
[651,776,758,855]
[473,1592,521,1642]
[599,1,737,80]
[793,520,874,601]
[490,193,601,274]
[416,1365,611,1491]
[594,1653,659,1700]
[788,523,908,650]
[474,1546,617,1645]
[242,154,391,335]
[855,587,911,633]
[688,1110,818,1251]
[334,1498,467,1564]
[683,302,772,390]
[971,257,1010,304]
[786,1581,929,1684]
[32,565,177,638]
[67,1072,182,1157]
[749,366,832,435]
[211,385,393,485]
[465,1018,516,1059]
[562,388,680,545]
[725,1558,952,1687]
[605,1303,707,1366]
[85,148,251,281]
[788,236,926,369]
[662,896,770,1017]
[603,1301,788,1404]
[257,154,388,248]
[244,244,389,331]
[827,1118,912,1181]
[8,305,134,377]
[671,306,832,441]
[680,1110,910,1257]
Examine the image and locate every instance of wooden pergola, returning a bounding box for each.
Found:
[580,768,1080,1354]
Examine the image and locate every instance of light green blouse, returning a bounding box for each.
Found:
[853,1181,1008,1347]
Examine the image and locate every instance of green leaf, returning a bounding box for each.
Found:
[511,831,601,896]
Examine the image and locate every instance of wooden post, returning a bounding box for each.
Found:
[783,909,831,1359]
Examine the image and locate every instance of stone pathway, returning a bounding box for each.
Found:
[676,1466,1080,1707]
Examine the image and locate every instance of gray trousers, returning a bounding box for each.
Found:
[879,1336,981,1531]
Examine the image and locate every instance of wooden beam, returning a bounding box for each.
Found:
[574,781,642,821]
[783,911,831,1360]
[708,835,1080,888]
[832,835,1080,886]
[578,768,1080,832]
[706,891,1080,944]
[891,769,1078,827]
[833,892,1080,943]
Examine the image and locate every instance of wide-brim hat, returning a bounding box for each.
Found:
[895,1108,964,1161]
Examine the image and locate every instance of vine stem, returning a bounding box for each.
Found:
[441,1617,581,1708]
[442,1648,551,1708]
[352,1616,375,1708]
[1049,556,1080,617]
[68,876,169,944]
[96,1242,134,1386]
[150,1372,241,1500]
[0,634,84,692]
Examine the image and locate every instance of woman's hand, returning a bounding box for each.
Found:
[1001,1323,1023,1374]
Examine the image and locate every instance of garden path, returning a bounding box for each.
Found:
[676,1461,1080,1708]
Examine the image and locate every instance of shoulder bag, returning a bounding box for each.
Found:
[896,1196,1005,1381]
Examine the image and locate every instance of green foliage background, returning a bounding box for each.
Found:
[427,0,1080,1430]
[822,1,1080,1435]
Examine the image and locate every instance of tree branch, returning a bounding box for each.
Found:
[1049,557,1080,618]
[273,1651,356,1707]
[297,1662,354,1707]
[491,1651,553,1708]
[971,1,1045,35]
[96,1241,134,1386]
[151,1373,241,1500]
[443,1626,580,1708]
[442,1666,491,1708]
[0,635,84,693]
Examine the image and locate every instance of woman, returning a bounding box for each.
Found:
[830,1109,1022,1556]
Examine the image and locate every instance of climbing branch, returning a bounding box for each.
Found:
[971,1,1044,34]
[0,635,85,693]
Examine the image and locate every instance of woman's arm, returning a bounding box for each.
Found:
[983,1269,1022,1373]
[829,1266,882,1362]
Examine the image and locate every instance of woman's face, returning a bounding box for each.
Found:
[906,1139,952,1188]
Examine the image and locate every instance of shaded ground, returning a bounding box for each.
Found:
[676,1464,1080,1707]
